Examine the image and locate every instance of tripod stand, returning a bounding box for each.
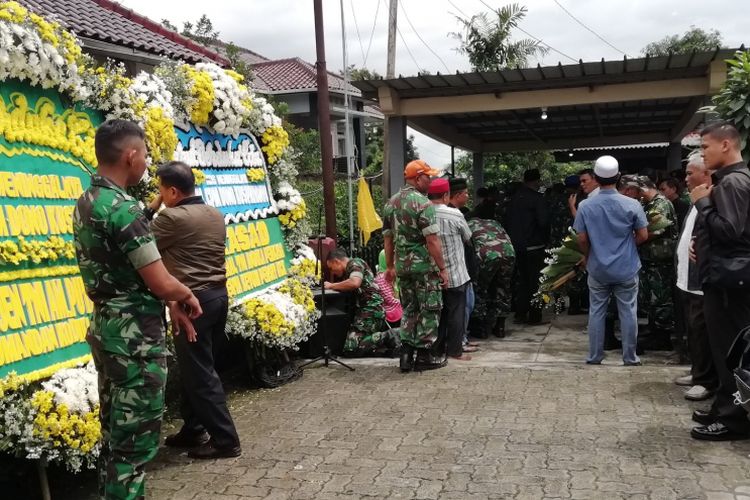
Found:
[298,204,354,371]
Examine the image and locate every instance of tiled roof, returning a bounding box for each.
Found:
[19,0,228,65]
[251,57,360,95]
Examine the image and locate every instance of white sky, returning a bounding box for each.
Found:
[118,0,747,168]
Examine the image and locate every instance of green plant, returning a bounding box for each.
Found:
[712,50,750,160]
[451,3,548,71]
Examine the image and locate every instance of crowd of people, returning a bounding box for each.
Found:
[342,122,750,442]
[72,118,750,498]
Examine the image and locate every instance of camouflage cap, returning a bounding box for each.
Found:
[619,174,641,189]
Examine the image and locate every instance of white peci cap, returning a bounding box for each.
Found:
[593,155,619,178]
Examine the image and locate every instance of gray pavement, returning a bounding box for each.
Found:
[147,314,750,500]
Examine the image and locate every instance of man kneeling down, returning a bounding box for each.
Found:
[325,250,401,356]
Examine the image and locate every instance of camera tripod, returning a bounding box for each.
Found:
[298,204,354,372]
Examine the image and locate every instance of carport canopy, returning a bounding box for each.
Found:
[352,48,740,193]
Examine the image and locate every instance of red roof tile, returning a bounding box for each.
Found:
[251,57,360,95]
[18,0,228,65]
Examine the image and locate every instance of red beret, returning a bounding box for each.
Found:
[428,178,449,195]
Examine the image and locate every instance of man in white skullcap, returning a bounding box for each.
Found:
[573,156,649,365]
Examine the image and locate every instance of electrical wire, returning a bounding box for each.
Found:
[475,0,579,64]
[348,0,367,63]
[363,0,381,67]
[446,0,469,19]
[400,0,452,73]
[552,0,629,57]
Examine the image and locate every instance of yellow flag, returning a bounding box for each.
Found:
[357,177,383,245]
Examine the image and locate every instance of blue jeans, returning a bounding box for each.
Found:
[587,274,640,364]
[464,283,475,344]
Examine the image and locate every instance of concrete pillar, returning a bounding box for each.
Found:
[472,152,484,189]
[667,142,682,172]
[387,116,407,194]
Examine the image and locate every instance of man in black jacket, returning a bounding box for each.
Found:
[506,169,550,324]
[690,122,750,441]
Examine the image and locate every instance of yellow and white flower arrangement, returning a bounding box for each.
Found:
[275,181,307,229]
[0,1,88,100]
[225,279,320,351]
[0,362,100,472]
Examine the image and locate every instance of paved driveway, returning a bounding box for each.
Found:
[57,315,750,499]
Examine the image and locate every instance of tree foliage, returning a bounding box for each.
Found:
[224,42,254,82]
[162,14,220,47]
[452,3,548,71]
[642,26,723,56]
[454,151,585,188]
[711,50,750,161]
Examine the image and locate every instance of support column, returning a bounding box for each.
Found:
[472,152,484,190]
[387,116,407,195]
[667,142,682,172]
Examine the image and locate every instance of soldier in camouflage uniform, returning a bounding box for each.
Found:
[73,120,201,500]
[466,218,516,338]
[325,250,400,355]
[383,160,449,372]
[638,177,678,348]
[622,175,679,349]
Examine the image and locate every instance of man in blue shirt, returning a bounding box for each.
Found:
[573,156,649,365]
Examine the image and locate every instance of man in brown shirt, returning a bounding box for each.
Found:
[147,161,241,459]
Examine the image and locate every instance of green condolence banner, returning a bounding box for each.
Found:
[1,79,292,381]
[0,79,100,380]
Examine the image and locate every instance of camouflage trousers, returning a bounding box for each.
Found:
[344,306,401,354]
[471,257,513,337]
[639,261,676,331]
[88,334,166,500]
[398,272,442,349]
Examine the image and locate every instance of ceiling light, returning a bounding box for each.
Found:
[541,107,548,120]
[568,152,574,157]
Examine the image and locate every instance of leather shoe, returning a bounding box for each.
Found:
[164,430,209,448]
[691,409,716,426]
[690,422,750,441]
[188,441,242,459]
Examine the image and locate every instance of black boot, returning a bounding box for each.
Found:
[399,345,414,373]
[493,317,506,338]
[603,316,621,350]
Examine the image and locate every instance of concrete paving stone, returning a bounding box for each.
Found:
[109,316,750,500]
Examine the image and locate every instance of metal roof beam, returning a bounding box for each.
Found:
[396,78,710,116]
[481,132,670,152]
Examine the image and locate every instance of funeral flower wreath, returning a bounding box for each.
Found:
[0,0,317,472]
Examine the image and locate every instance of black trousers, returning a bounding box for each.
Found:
[438,283,467,357]
[681,290,718,389]
[173,288,240,448]
[702,286,750,433]
[515,249,546,322]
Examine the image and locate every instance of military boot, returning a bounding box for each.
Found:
[399,345,415,373]
[492,317,506,338]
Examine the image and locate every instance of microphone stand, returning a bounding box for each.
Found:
[298,201,354,371]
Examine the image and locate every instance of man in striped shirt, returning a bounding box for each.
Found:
[428,178,473,361]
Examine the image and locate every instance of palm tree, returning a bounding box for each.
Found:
[453,3,549,71]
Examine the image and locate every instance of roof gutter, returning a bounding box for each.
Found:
[80,36,178,67]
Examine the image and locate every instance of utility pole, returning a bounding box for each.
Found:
[382,0,398,198]
[340,0,355,253]
[313,0,337,239]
